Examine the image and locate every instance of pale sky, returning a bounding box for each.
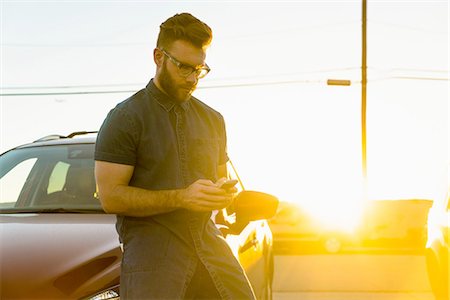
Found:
[1,0,448,228]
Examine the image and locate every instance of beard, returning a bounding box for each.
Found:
[159,61,196,103]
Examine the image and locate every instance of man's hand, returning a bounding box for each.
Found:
[178,179,235,212]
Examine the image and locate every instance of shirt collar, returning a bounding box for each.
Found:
[146,79,190,112]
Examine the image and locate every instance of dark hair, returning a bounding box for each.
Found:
[157,13,212,50]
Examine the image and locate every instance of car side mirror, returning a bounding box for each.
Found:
[234,191,279,221]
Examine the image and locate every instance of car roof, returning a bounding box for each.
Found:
[10,132,97,151]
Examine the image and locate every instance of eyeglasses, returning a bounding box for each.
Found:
[160,49,210,79]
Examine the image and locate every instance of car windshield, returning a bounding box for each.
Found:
[0,143,103,213]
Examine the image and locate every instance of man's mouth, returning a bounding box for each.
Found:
[182,86,195,93]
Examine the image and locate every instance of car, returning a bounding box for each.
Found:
[426,185,449,300]
[268,202,352,254]
[269,200,433,255]
[0,132,278,300]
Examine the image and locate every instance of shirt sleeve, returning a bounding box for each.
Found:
[95,106,138,166]
[218,113,229,165]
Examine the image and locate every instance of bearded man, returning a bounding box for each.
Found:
[94,13,255,300]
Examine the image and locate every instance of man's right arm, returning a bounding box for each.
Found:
[95,160,234,217]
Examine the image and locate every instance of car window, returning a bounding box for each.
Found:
[0,158,37,208]
[47,161,70,194]
[0,144,102,212]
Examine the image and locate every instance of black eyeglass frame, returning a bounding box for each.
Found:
[159,48,210,79]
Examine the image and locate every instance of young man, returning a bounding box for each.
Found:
[95,13,255,299]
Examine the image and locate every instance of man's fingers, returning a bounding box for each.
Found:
[200,185,226,195]
[199,194,232,203]
[181,179,234,212]
[188,195,233,210]
[195,179,215,186]
[191,180,226,195]
[215,177,227,187]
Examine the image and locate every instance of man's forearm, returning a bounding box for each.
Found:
[100,185,182,217]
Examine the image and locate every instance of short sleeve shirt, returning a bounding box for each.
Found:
[95,80,255,299]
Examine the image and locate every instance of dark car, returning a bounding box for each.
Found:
[0,132,278,300]
[426,185,449,300]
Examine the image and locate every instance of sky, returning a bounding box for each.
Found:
[1,0,448,229]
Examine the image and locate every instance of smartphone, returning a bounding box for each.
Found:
[219,179,238,190]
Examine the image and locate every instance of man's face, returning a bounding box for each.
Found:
[157,40,207,102]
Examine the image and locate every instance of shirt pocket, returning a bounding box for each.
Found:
[190,138,220,181]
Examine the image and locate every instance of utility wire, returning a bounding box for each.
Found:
[2,19,445,48]
[368,19,448,35]
[0,79,326,96]
[369,67,449,74]
[1,76,449,97]
[1,42,149,48]
[1,82,143,90]
[3,66,447,91]
[221,20,360,40]
[1,20,361,48]
[209,67,361,83]
[387,76,449,82]
[0,90,136,96]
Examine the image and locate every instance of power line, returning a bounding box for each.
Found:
[1,14,151,48]
[364,76,449,83]
[389,76,449,82]
[1,82,143,90]
[1,42,149,48]
[0,79,326,96]
[0,67,360,91]
[369,67,449,74]
[221,20,360,40]
[368,19,448,35]
[0,90,136,97]
[1,21,361,48]
[209,67,361,82]
[3,19,445,49]
[4,66,448,92]
[1,76,448,97]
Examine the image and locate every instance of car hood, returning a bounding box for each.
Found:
[0,213,121,299]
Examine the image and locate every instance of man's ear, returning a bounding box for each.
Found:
[154,48,164,67]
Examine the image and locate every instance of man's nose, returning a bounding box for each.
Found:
[186,71,199,84]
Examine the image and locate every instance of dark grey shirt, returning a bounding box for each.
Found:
[95,80,255,299]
